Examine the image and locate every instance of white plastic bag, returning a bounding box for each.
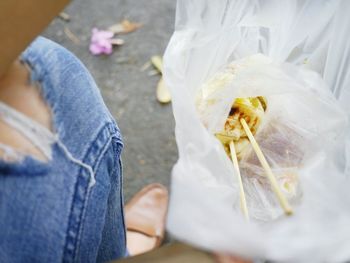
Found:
[163,0,350,262]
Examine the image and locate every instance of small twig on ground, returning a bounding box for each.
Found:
[64,27,80,45]
[58,12,70,22]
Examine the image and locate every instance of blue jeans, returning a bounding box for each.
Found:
[0,37,127,262]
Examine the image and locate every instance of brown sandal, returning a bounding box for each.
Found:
[125,183,168,256]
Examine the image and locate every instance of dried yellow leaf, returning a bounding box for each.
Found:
[108,19,142,34]
[157,77,171,104]
[151,55,163,74]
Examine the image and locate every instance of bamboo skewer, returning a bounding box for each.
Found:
[229,141,249,220]
[240,118,293,215]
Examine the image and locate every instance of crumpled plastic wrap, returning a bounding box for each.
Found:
[163,0,350,262]
[196,54,346,221]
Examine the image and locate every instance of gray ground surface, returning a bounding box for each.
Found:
[43,0,177,201]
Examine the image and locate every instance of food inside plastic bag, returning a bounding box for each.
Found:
[215,96,266,159]
[164,0,350,261]
[195,54,333,220]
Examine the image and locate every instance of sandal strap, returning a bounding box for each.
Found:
[126,225,162,238]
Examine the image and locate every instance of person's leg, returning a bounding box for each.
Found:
[0,59,51,161]
[0,36,170,262]
[0,37,126,262]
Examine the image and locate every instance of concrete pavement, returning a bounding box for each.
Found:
[43,0,177,200]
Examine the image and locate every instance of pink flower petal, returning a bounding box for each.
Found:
[89,43,103,55]
[102,46,113,54]
[90,28,115,55]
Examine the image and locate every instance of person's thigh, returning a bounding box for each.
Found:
[0,37,126,263]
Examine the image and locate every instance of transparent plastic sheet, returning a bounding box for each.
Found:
[163,0,350,262]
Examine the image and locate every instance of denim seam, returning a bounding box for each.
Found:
[62,123,108,262]
[62,123,122,263]
[117,157,127,251]
[90,154,122,260]
[74,134,122,261]
[109,137,126,252]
